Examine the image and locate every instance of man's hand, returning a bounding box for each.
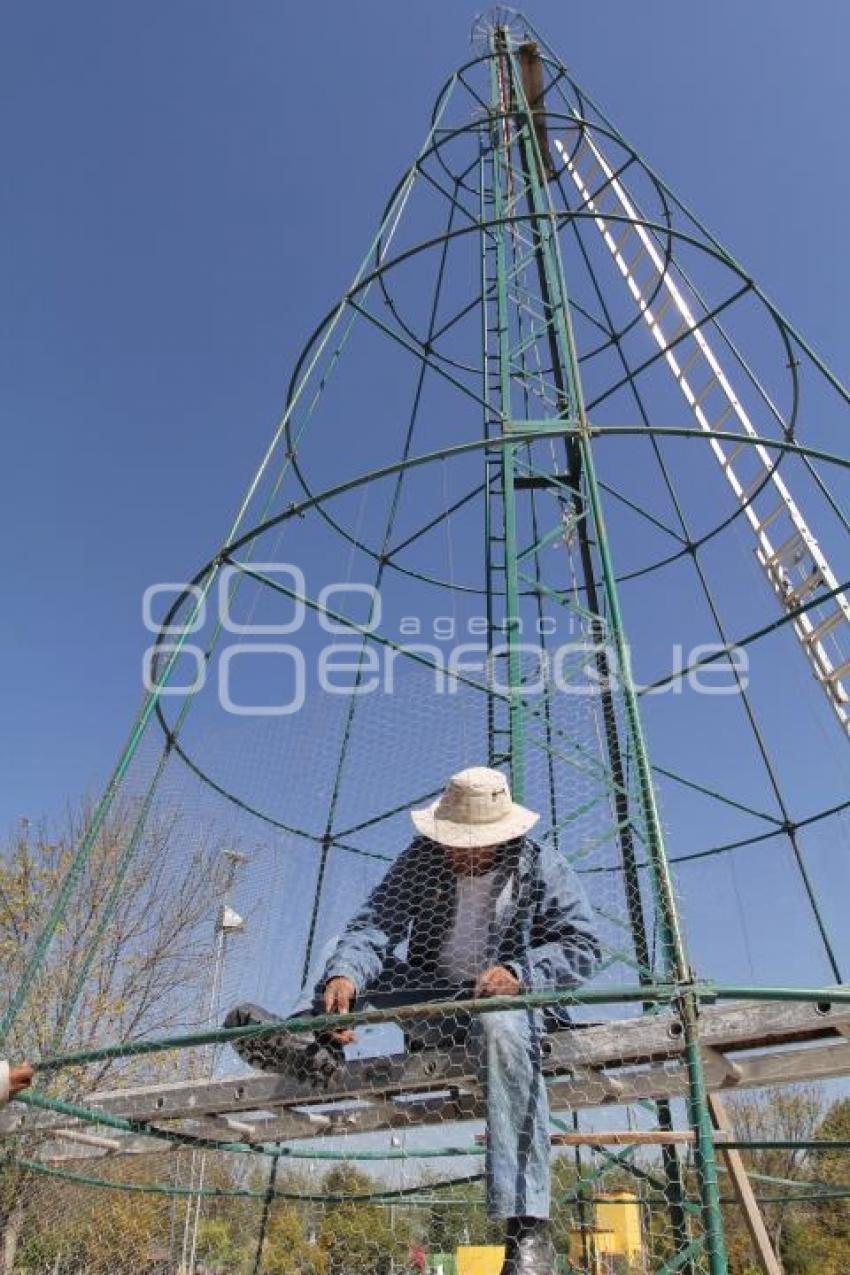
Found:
[475,965,521,998]
[10,1063,34,1098]
[322,976,357,1045]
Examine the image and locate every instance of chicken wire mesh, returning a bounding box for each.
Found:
[3,11,850,1275]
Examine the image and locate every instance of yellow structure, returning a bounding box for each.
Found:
[456,1245,506,1275]
[568,1192,644,1271]
[597,1192,643,1261]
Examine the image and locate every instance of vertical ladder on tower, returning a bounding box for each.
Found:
[554,128,850,735]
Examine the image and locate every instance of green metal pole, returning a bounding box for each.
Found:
[489,33,526,801]
[503,37,728,1274]
[504,59,696,1271]
[480,151,498,770]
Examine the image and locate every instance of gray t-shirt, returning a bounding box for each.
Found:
[438,870,499,983]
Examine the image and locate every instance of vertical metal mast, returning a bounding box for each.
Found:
[483,24,728,1273]
[505,42,697,1270]
[486,32,528,801]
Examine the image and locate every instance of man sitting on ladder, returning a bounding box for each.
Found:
[226,766,600,1275]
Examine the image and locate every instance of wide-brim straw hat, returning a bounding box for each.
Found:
[411,766,539,849]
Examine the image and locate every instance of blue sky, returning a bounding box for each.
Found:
[2,2,850,1001]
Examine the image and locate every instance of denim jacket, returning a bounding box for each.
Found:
[323,837,600,1020]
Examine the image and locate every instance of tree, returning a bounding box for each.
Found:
[15,1159,172,1274]
[781,1099,850,1275]
[196,1215,249,1273]
[721,1085,824,1271]
[317,1166,416,1275]
[262,1206,327,1275]
[426,1185,496,1255]
[0,801,233,1270]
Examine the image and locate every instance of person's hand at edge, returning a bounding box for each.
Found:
[475,965,521,998]
[10,1063,34,1097]
[322,976,358,1045]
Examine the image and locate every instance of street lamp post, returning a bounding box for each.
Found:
[179,850,246,1274]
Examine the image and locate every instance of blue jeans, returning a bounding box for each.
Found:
[298,961,551,1220]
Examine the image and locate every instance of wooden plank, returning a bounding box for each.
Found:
[15,1031,850,1146]
[703,1046,744,1083]
[546,1039,850,1112]
[545,998,850,1071]
[710,1094,782,1275]
[474,1130,698,1147]
[9,999,850,1147]
[43,1133,171,1162]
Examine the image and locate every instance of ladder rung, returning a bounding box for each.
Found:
[693,374,720,408]
[590,180,617,212]
[625,242,648,273]
[611,224,634,255]
[575,157,602,189]
[636,266,666,300]
[712,403,737,432]
[825,657,850,685]
[676,345,704,381]
[669,317,694,345]
[805,608,846,646]
[754,501,787,533]
[741,467,772,502]
[785,569,824,606]
[763,530,805,569]
[721,439,748,468]
[650,290,677,326]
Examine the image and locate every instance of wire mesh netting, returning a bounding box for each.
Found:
[3,11,850,1275]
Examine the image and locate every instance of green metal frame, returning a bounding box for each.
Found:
[481,28,728,1272]
[7,13,850,1274]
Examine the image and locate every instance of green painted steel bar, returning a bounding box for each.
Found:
[548,1111,702,1218]
[584,390,729,1275]
[506,47,702,1274]
[714,984,850,1003]
[252,1154,281,1275]
[506,42,726,1274]
[648,762,784,827]
[0,78,465,1049]
[0,1154,485,1204]
[656,1240,707,1275]
[480,155,499,768]
[299,171,465,996]
[0,561,219,1047]
[218,426,850,572]
[489,33,527,799]
[24,975,850,1073]
[519,20,850,407]
[31,981,688,1072]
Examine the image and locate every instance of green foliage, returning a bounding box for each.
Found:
[317,1165,417,1275]
[717,1086,850,1275]
[0,807,233,1270]
[262,1205,326,1275]
[196,1216,247,1271]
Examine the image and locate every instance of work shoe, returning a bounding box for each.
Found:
[223,1003,345,1082]
[500,1219,556,1275]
